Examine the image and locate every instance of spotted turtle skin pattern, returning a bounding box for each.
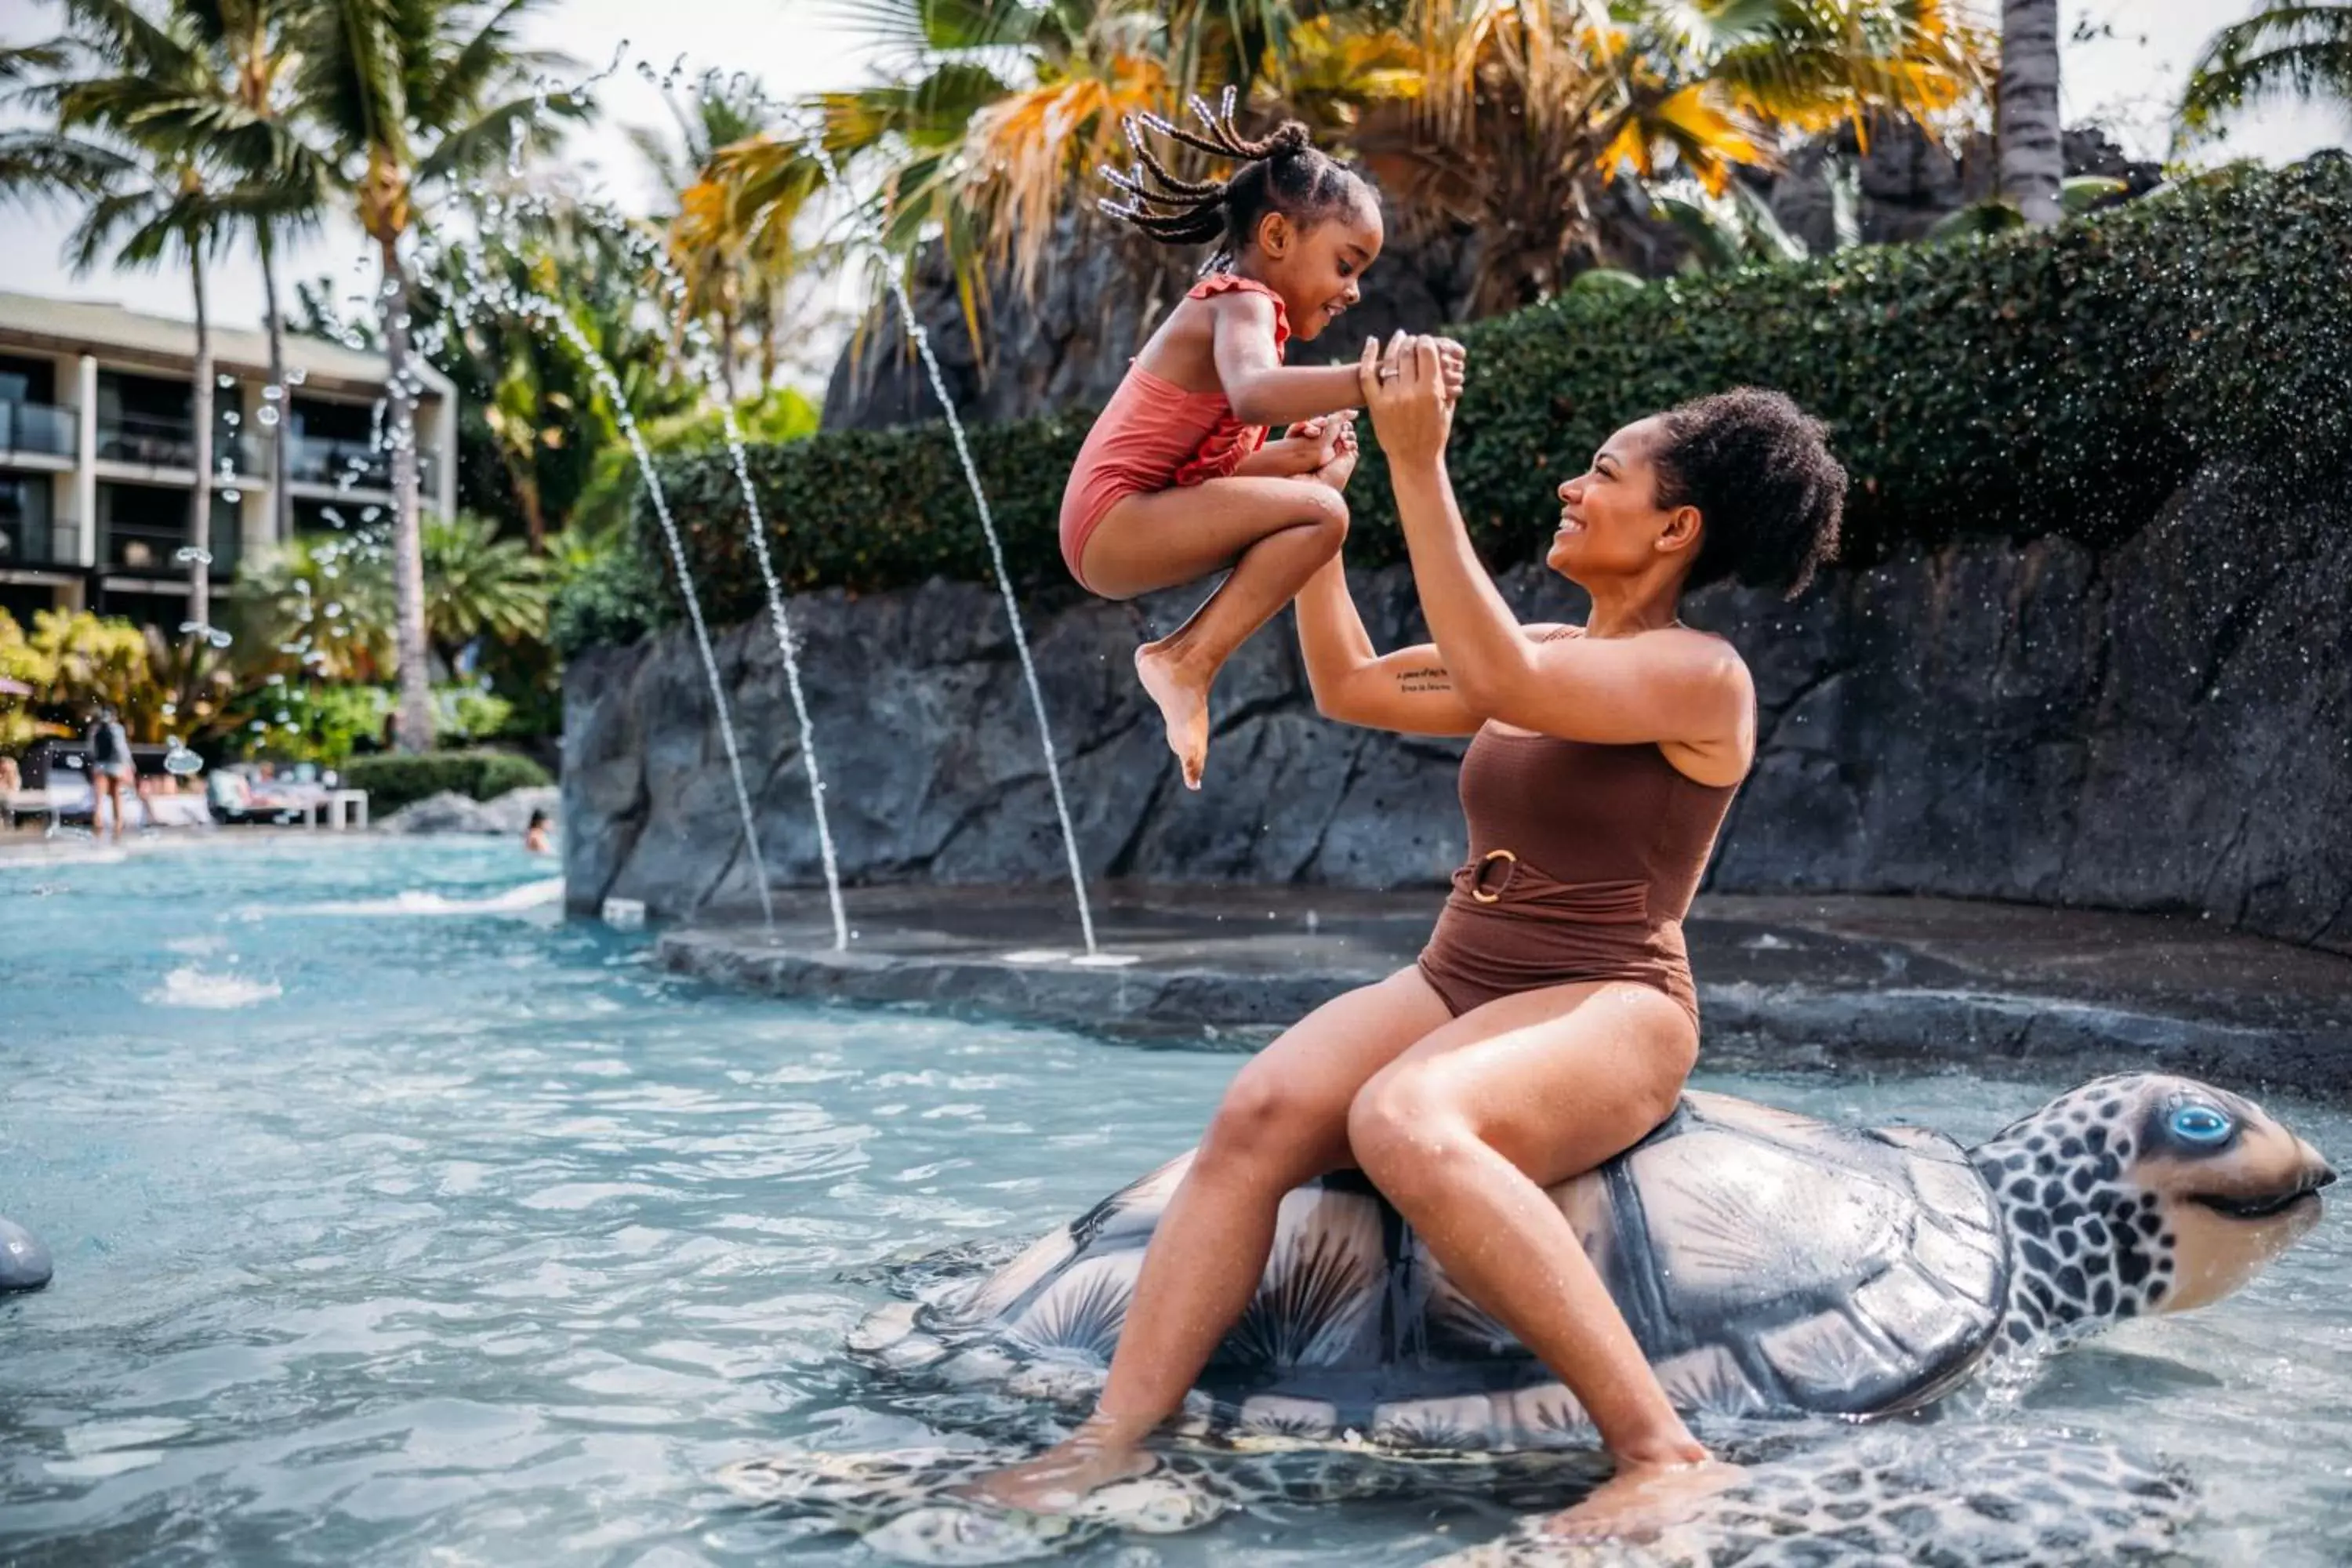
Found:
[856,1090,2012,1449]
[1970,1080,2186,1352]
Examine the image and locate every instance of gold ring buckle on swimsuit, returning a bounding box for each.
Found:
[1469,848,1518,903]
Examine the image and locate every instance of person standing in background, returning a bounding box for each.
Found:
[84,706,136,840]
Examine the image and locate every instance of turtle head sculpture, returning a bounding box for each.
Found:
[1973,1073,2335,1350]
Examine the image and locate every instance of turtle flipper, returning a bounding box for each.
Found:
[717,1445,1228,1562]
[1423,1425,2193,1566]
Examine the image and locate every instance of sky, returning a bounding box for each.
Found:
[1,0,2343,339]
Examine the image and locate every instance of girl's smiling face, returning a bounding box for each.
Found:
[1251,191,1384,342]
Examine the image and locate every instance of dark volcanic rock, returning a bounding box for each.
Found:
[564,462,2352,953]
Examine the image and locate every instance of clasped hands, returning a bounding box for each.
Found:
[1279,332,1465,480]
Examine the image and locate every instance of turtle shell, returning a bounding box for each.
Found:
[853,1091,2010,1450]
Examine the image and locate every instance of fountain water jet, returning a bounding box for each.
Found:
[797,128,1105,959]
[529,296,779,926]
[613,215,852,950]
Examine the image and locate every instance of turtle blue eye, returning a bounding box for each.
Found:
[2170,1105,2233,1143]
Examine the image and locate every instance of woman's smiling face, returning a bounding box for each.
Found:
[1548,417,1688,582]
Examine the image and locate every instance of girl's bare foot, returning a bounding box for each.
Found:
[964,1436,1158,1513]
[1540,1455,1741,1543]
[1135,642,1212,789]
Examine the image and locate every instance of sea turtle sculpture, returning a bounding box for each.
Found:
[727,1073,2332,1562]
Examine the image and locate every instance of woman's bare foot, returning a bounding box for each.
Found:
[963,1436,1158,1513]
[1135,642,1212,789]
[1540,1455,1742,1543]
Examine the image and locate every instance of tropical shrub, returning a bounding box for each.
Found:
[0,608,238,748]
[337,747,551,815]
[225,680,394,767]
[557,155,2351,652]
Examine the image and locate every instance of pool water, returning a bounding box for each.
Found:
[2,837,2348,1565]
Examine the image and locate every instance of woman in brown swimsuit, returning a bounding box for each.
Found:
[985,338,1847,1533]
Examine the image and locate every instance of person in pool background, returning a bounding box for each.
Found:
[83,705,136,840]
[986,343,1848,1537]
[524,809,552,855]
[1062,91,1463,789]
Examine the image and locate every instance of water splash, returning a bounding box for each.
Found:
[797,129,1100,956]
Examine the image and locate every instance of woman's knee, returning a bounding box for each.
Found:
[1348,1068,1469,1192]
[1198,1060,1341,1178]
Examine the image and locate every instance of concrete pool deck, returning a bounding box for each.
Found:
[655,886,2352,1091]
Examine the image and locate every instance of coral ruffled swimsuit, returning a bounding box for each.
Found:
[1058,274,1293,591]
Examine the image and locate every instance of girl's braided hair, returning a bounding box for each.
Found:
[1102,88,1369,272]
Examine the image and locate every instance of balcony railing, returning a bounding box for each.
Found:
[0,519,80,569]
[97,414,267,475]
[98,410,194,468]
[0,401,75,459]
[104,521,238,579]
[285,432,395,491]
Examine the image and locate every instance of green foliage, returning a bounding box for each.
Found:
[437,686,514,743]
[226,681,393,767]
[567,387,822,543]
[568,156,2352,644]
[0,608,238,749]
[338,748,551,815]
[549,536,674,656]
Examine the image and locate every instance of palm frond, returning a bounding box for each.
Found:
[2180,3,2352,138]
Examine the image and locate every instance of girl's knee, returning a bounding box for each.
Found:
[1303,484,1349,539]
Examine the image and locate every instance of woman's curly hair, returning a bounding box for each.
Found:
[1653,388,1846,600]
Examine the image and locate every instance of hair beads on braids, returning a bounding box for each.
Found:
[1102,87,1368,272]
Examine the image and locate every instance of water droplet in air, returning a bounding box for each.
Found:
[257,406,280,427]
[285,368,307,387]
[262,383,284,401]
[162,739,204,777]
[324,602,343,618]
[361,507,380,522]
[207,628,233,649]
[221,488,241,503]
[216,373,236,389]
[173,546,213,566]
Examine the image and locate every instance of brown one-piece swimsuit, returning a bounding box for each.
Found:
[1416,723,1740,1022]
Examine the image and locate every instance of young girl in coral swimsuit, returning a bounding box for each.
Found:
[1065,93,1461,788]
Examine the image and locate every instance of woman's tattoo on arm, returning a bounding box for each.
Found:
[1397,665,1453,695]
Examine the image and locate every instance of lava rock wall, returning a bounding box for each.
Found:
[563,462,2351,953]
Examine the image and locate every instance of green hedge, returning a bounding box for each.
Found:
[560,154,2351,651]
[340,749,553,817]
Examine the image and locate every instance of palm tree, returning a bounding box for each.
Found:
[1348,0,1989,309]
[174,0,330,546]
[10,8,250,636]
[1997,0,2062,224]
[769,0,1991,326]
[631,78,803,398]
[419,511,550,668]
[2180,3,2352,142]
[292,0,583,752]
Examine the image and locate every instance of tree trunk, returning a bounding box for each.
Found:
[260,220,292,544]
[381,241,435,753]
[717,298,739,405]
[1998,0,2063,226]
[188,252,215,635]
